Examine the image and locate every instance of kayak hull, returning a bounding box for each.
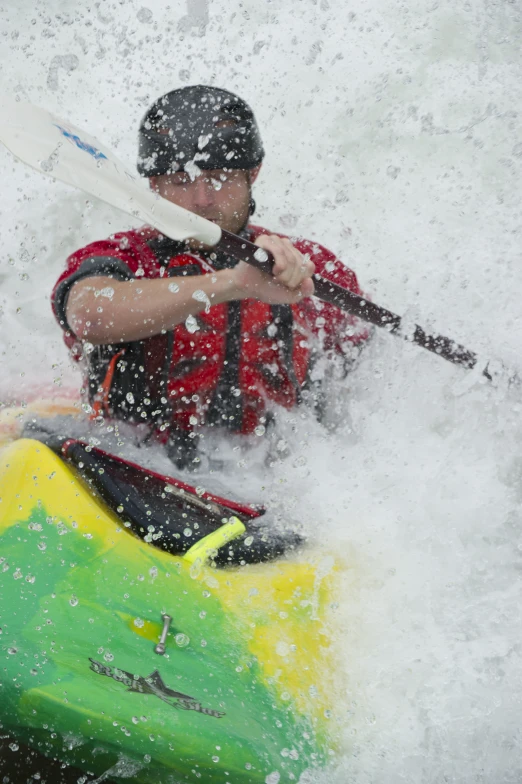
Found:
[0,439,341,783]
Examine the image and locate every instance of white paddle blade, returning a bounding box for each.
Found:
[0,97,221,246]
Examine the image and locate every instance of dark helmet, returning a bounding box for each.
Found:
[137,85,264,177]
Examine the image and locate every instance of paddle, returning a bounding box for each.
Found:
[0,97,502,380]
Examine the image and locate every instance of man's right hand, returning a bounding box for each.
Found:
[230,234,315,305]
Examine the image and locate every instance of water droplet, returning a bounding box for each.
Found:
[126,392,135,405]
[192,289,211,313]
[104,652,114,662]
[175,633,190,648]
[38,542,47,551]
[183,527,192,537]
[7,647,17,655]
[13,568,23,580]
[168,281,180,294]
[185,314,200,334]
[212,756,220,763]
[132,716,139,724]
[30,668,38,676]
[254,425,266,436]
[69,595,79,607]
[254,248,269,263]
[133,618,144,628]
[276,641,290,657]
[25,574,35,583]
[8,742,19,752]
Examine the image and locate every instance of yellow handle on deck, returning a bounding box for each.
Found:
[183,516,246,565]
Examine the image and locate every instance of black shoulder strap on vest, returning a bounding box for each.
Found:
[146,234,186,266]
[200,229,250,432]
[143,235,200,434]
[270,304,302,404]
[206,300,244,432]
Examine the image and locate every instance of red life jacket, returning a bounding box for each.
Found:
[53,225,368,438]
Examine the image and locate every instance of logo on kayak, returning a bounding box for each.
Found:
[89,659,225,719]
[53,125,108,161]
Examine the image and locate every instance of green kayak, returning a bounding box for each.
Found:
[0,437,342,783]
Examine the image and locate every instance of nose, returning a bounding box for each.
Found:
[192,175,216,209]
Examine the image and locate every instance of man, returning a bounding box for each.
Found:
[52,85,369,467]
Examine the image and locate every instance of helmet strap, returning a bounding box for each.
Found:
[234,172,256,236]
[247,169,256,217]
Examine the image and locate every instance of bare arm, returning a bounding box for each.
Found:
[66,235,316,344]
[66,269,242,344]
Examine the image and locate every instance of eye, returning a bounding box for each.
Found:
[171,174,191,186]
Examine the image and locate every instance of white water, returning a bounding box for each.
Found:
[1,1,522,781]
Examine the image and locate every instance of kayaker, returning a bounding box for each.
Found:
[52,85,370,467]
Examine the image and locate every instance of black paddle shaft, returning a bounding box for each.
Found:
[218,229,487,377]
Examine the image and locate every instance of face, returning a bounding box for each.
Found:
[150,168,257,241]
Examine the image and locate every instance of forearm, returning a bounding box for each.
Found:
[65,235,315,344]
[66,271,243,344]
